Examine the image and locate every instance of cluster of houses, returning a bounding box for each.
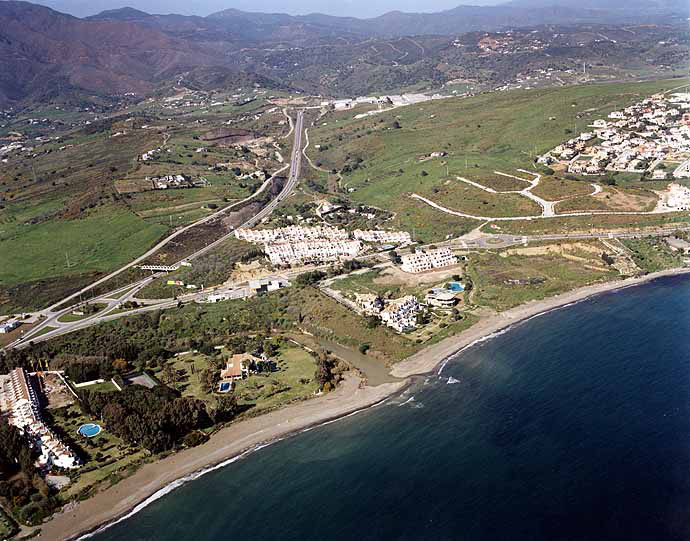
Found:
[0,368,80,470]
[235,225,349,243]
[147,174,208,190]
[539,93,690,178]
[140,148,162,161]
[235,226,412,267]
[353,230,412,244]
[400,248,459,274]
[265,240,363,266]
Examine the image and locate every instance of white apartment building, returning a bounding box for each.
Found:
[353,230,412,244]
[380,296,420,333]
[235,225,349,244]
[265,240,363,266]
[2,368,80,470]
[401,248,458,274]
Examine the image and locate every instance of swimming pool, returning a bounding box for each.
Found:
[77,423,102,438]
[219,382,232,393]
[448,282,465,292]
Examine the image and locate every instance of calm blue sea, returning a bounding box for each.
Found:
[95,275,690,541]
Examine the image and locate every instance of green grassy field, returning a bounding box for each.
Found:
[308,78,690,239]
[0,206,166,287]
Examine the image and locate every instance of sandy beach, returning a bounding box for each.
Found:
[37,267,690,540]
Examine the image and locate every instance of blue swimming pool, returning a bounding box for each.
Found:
[448,282,465,292]
[219,382,232,393]
[77,423,102,438]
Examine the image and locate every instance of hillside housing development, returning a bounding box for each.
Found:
[401,248,459,273]
[236,226,412,267]
[538,93,690,179]
[0,368,80,470]
[265,240,363,266]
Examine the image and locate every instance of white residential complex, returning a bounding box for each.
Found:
[659,183,690,211]
[0,368,79,470]
[235,226,349,244]
[353,229,411,244]
[353,293,421,332]
[401,248,458,274]
[266,240,363,266]
[380,296,421,333]
[236,226,412,266]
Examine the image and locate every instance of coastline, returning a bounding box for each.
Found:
[37,267,690,541]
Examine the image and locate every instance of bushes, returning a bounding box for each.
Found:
[296,270,327,286]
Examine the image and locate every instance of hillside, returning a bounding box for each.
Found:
[0,1,238,103]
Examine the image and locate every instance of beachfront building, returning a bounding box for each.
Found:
[0,368,79,470]
[220,354,257,382]
[353,230,412,245]
[265,240,363,267]
[401,248,458,274]
[380,296,421,333]
[425,288,458,309]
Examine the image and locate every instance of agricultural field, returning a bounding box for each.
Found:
[0,93,292,314]
[530,175,595,201]
[555,186,658,213]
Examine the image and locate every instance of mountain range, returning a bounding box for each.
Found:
[0,0,687,105]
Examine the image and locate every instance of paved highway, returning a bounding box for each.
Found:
[38,112,306,314]
[6,111,306,350]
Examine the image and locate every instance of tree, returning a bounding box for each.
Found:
[112,358,128,373]
[213,395,239,423]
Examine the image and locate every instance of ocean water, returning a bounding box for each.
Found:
[94,275,690,541]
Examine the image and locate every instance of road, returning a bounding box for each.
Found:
[14,220,688,349]
[38,110,304,314]
[6,111,306,350]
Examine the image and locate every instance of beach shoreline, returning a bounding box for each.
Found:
[38,267,690,541]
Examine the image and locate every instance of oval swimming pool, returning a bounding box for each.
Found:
[77,423,102,438]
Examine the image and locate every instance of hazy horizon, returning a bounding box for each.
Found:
[29,0,505,18]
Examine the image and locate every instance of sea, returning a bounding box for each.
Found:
[93,274,690,541]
